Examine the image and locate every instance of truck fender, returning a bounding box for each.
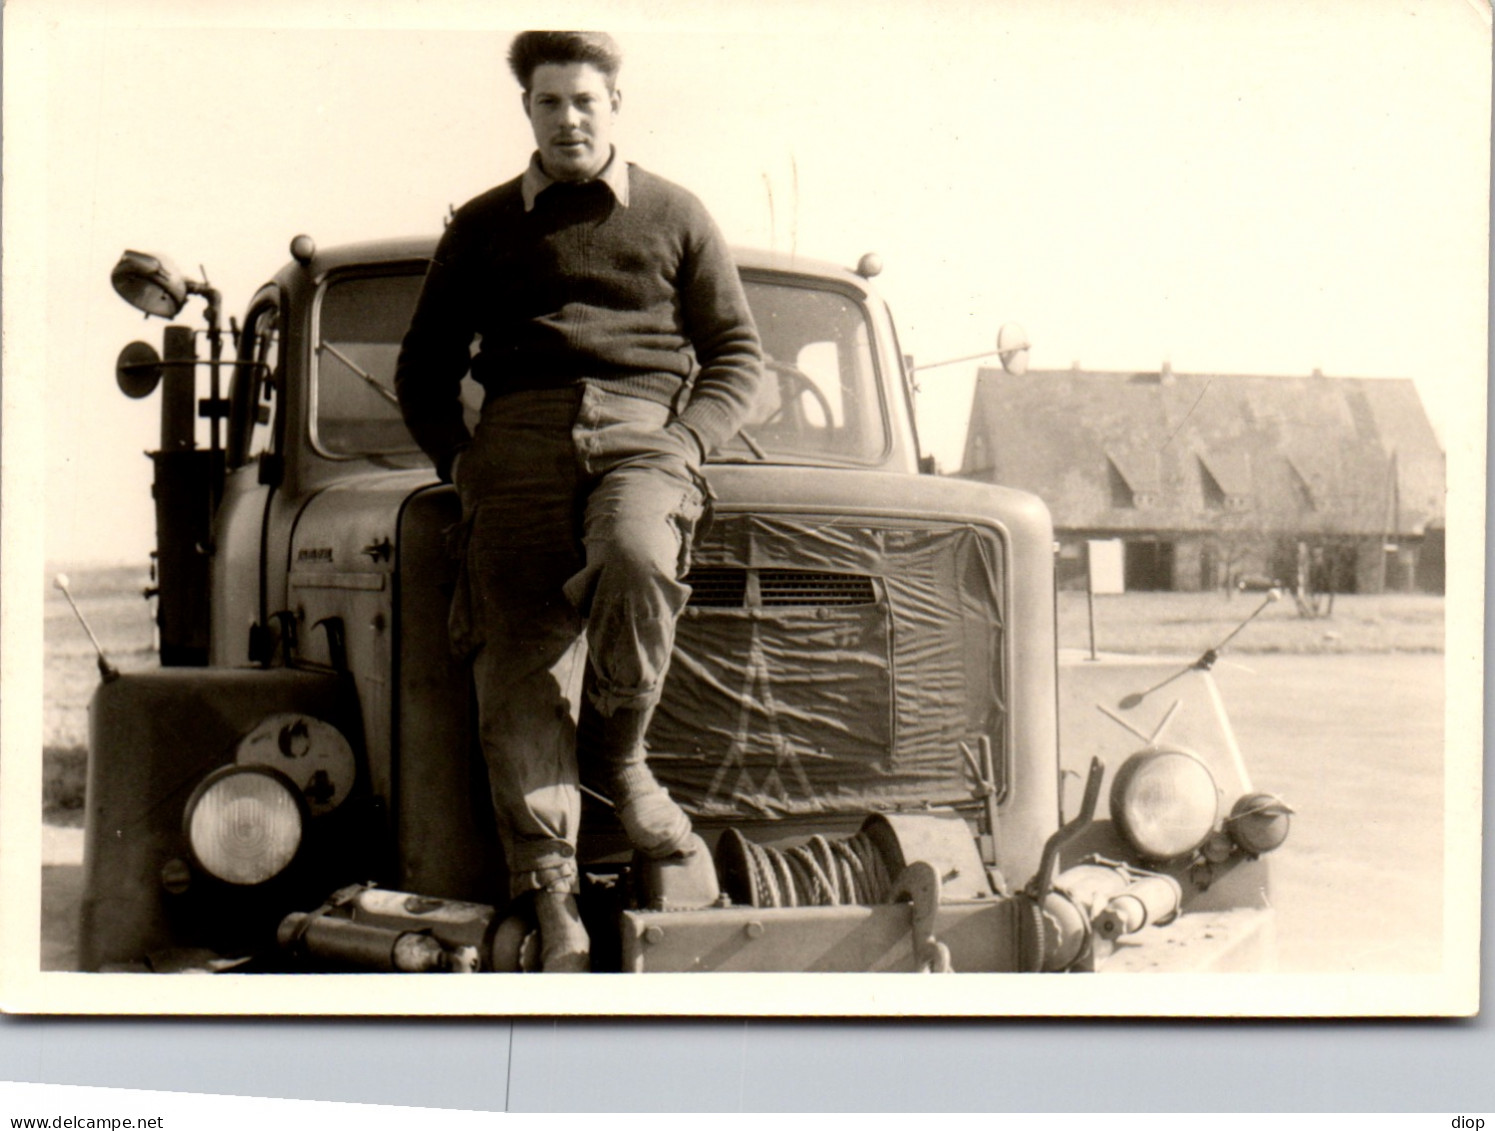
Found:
[80,666,371,971]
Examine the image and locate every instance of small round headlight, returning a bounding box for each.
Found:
[1226,792,1294,856]
[185,765,305,885]
[1109,747,1219,861]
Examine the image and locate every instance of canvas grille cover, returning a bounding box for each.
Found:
[648,514,1007,818]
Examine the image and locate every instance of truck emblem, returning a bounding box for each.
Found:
[707,628,813,807]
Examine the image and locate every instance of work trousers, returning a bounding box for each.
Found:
[450,383,707,898]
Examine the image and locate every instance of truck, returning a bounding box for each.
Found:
[76,235,1292,975]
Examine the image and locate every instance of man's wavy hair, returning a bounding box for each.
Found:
[508,31,622,92]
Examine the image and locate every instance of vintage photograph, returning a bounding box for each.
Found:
[1,0,1486,1015]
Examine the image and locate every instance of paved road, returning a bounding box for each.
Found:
[41,653,1446,975]
[1214,653,1445,974]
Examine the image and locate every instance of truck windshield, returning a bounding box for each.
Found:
[313,270,889,464]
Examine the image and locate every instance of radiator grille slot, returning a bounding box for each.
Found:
[683,568,748,608]
[759,570,876,606]
[684,568,876,608]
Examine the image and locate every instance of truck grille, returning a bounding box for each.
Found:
[684,568,877,608]
[656,514,1007,820]
[684,568,749,607]
[760,570,876,606]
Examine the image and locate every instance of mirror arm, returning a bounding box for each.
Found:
[910,348,1007,374]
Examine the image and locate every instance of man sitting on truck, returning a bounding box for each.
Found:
[395,30,762,971]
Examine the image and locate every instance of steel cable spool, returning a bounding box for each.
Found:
[717,828,896,908]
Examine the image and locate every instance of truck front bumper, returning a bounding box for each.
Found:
[618,901,1275,974]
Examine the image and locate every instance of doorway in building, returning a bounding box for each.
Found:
[1124,540,1174,591]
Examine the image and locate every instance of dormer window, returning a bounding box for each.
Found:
[1106,450,1160,510]
[1198,453,1251,512]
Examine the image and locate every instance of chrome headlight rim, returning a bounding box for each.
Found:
[183,763,308,886]
[1109,745,1220,862]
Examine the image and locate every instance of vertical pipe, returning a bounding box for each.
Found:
[206,319,224,515]
[1085,540,1097,661]
[154,325,212,665]
[160,325,197,451]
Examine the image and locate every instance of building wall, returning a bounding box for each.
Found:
[1172,536,1207,592]
[1052,529,1424,594]
[1417,526,1445,593]
[1358,539,1386,594]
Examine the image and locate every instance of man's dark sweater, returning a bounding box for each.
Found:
[395,161,762,481]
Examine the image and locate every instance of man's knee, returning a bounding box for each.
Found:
[594,520,682,582]
[572,541,690,627]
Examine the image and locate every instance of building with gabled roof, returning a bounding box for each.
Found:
[958,366,1445,593]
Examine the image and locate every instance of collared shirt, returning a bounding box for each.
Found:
[520,147,631,212]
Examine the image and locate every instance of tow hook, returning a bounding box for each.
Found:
[1033,755,1105,903]
[1020,756,1105,971]
[892,860,952,973]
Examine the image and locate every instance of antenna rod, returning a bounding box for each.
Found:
[54,574,119,682]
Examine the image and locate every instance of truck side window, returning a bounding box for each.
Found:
[228,301,280,468]
[248,307,280,460]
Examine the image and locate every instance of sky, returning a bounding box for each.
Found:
[5,0,1491,566]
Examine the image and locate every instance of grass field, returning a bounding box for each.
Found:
[1059,589,1444,656]
[40,564,1444,825]
[43,563,159,825]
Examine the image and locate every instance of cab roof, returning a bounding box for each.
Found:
[283,235,878,293]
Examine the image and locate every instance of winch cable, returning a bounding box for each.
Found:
[723,829,895,908]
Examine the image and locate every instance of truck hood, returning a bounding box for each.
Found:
[703,464,1050,530]
[285,464,1053,606]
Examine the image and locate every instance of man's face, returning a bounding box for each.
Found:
[523,62,620,183]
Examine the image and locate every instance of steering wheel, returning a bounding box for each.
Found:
[762,358,835,429]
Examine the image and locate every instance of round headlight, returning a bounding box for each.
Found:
[1109,747,1219,861]
[1226,792,1294,856]
[185,765,305,885]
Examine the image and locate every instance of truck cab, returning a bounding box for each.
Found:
[80,237,1289,974]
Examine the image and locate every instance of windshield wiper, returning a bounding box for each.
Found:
[734,428,767,460]
[320,342,400,409]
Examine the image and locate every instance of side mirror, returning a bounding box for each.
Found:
[997,323,1030,377]
[115,340,163,398]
